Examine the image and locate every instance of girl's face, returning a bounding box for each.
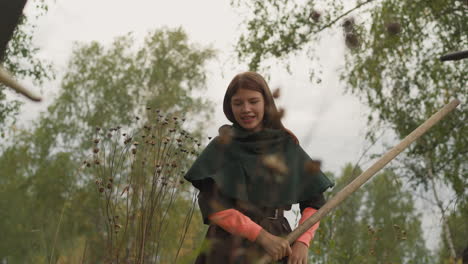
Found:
[231,88,265,132]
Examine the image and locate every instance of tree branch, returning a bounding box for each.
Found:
[313,0,380,34]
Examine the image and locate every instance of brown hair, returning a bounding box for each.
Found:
[223,71,285,130]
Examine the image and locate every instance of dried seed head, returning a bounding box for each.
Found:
[99,187,105,193]
[108,177,113,183]
[135,116,140,120]
[342,17,355,33]
[96,127,101,132]
[131,148,137,155]
[277,108,285,119]
[107,183,112,189]
[345,33,360,49]
[262,154,289,175]
[216,125,234,145]
[93,148,99,154]
[310,10,321,22]
[386,21,401,35]
[272,88,281,99]
[217,133,233,145]
[271,108,285,123]
[107,133,112,138]
[94,139,100,144]
[133,141,139,146]
[94,159,101,165]
[305,160,321,174]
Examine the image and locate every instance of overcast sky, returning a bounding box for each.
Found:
[10,0,441,251]
[17,0,370,174]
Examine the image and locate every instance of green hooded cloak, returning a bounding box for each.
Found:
[184,125,334,207]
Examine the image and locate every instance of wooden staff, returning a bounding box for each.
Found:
[0,66,42,102]
[258,99,461,264]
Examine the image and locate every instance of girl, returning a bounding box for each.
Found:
[184,72,334,264]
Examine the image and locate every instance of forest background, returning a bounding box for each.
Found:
[0,0,466,263]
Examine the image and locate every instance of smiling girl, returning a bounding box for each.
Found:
[184,72,334,264]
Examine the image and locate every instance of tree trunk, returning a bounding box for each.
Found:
[427,159,456,259]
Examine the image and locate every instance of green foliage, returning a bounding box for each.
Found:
[232,0,368,71]
[233,0,467,199]
[0,0,54,133]
[310,164,431,263]
[360,172,430,263]
[437,200,468,263]
[47,28,215,149]
[343,0,467,198]
[0,134,89,263]
[0,28,215,263]
[310,164,367,263]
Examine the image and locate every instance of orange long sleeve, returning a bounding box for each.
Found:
[208,209,263,242]
[295,207,319,247]
[208,207,320,246]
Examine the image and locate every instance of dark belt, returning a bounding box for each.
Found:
[236,201,287,220]
[257,207,284,220]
